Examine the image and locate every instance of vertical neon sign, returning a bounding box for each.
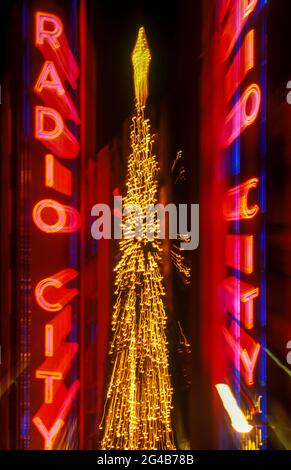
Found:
[217,0,267,449]
[31,10,80,449]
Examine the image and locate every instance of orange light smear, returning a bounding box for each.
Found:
[243,0,258,19]
[223,83,261,148]
[34,268,78,312]
[225,29,255,103]
[225,234,254,274]
[220,0,258,62]
[223,177,259,221]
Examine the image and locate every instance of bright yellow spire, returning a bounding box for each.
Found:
[100,24,175,450]
[131,26,151,106]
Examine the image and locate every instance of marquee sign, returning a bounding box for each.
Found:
[30,10,80,449]
[218,0,267,449]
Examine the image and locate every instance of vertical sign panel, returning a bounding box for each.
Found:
[19,3,81,449]
[218,0,267,450]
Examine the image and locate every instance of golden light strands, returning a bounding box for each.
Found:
[171,246,191,285]
[100,27,175,450]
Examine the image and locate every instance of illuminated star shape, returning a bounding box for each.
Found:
[131,26,151,106]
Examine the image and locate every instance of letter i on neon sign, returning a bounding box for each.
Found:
[45,324,54,357]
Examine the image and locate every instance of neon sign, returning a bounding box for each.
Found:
[32,10,80,449]
[218,0,266,449]
[223,178,260,221]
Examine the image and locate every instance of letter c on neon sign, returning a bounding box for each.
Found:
[35,268,78,312]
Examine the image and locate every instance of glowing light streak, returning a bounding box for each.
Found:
[220,0,258,61]
[171,246,191,285]
[225,29,255,103]
[215,384,253,433]
[265,348,291,379]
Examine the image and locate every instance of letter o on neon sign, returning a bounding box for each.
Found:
[241,84,261,124]
[33,199,66,232]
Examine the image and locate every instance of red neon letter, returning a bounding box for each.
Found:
[35,106,80,158]
[224,322,261,385]
[36,12,63,49]
[34,61,64,96]
[45,324,54,357]
[33,199,65,232]
[36,106,63,139]
[32,380,79,449]
[34,269,78,312]
[225,234,254,274]
[32,199,80,233]
[223,177,259,221]
[34,62,80,124]
[35,370,63,403]
[35,12,79,89]
[45,155,73,196]
[223,276,259,330]
[223,84,261,148]
[33,417,64,450]
[44,306,72,357]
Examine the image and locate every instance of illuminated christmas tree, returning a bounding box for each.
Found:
[100,27,175,450]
